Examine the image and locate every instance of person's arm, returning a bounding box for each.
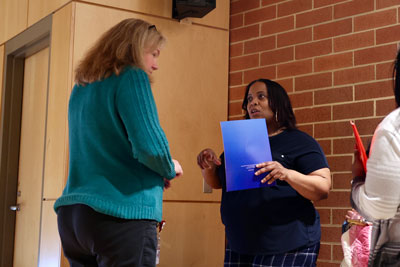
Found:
[197,148,222,189]
[116,68,177,179]
[351,127,400,220]
[255,162,331,201]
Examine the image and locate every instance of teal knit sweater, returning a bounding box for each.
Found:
[54,67,176,221]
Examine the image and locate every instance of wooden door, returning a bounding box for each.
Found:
[12,47,49,267]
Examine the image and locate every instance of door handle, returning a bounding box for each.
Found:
[10,204,20,211]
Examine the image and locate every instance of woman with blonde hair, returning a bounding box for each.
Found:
[54,18,183,266]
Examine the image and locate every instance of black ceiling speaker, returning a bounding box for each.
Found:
[172,0,216,20]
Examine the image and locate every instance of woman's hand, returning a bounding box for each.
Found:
[352,149,365,178]
[173,159,183,178]
[197,148,222,189]
[164,159,183,190]
[256,161,331,201]
[255,161,293,184]
[197,148,221,170]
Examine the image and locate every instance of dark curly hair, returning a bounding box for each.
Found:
[241,79,297,130]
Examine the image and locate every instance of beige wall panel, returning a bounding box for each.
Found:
[154,25,228,202]
[0,45,4,120]
[80,0,228,29]
[38,200,61,267]
[73,3,228,201]
[0,0,28,44]
[27,0,71,27]
[160,202,225,267]
[43,3,75,199]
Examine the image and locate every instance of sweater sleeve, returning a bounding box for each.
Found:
[116,68,176,180]
[351,125,400,220]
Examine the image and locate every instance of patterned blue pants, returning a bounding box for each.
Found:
[224,243,320,267]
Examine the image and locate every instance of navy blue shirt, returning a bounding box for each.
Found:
[217,129,329,255]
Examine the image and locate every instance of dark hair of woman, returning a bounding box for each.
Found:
[242,79,297,130]
[393,48,400,108]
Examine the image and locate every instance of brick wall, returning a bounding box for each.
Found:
[229,0,400,265]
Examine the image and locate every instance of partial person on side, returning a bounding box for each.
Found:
[54,18,183,267]
[350,49,400,266]
[197,79,331,267]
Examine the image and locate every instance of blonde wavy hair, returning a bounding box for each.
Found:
[75,18,165,85]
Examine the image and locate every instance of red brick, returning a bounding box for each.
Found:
[333,137,355,154]
[230,43,243,58]
[230,54,259,72]
[229,72,243,86]
[333,31,374,52]
[377,25,400,45]
[229,85,246,101]
[318,208,332,225]
[243,66,276,84]
[314,19,352,40]
[321,225,343,242]
[230,13,243,29]
[377,62,394,80]
[319,243,332,260]
[276,78,294,93]
[228,115,246,121]
[244,36,276,54]
[333,101,374,120]
[355,80,394,100]
[297,124,313,136]
[332,173,353,190]
[314,0,348,8]
[318,139,332,155]
[261,16,294,37]
[260,47,294,66]
[332,208,350,225]
[262,0,287,6]
[377,98,397,116]
[355,118,384,135]
[245,6,276,25]
[315,190,351,207]
[334,0,374,19]
[376,0,400,9]
[277,0,312,17]
[295,106,331,123]
[231,0,260,15]
[314,86,353,105]
[334,66,375,86]
[327,155,353,172]
[277,59,312,78]
[316,262,340,267]
[289,91,313,108]
[228,101,244,116]
[315,121,352,138]
[354,9,397,32]
[296,6,332,28]
[295,72,332,91]
[333,244,345,261]
[230,24,259,43]
[295,40,332,60]
[277,28,312,47]
[355,44,397,66]
[315,52,353,72]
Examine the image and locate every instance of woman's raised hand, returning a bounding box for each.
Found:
[197,148,221,170]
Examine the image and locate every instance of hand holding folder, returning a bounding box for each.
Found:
[350,121,367,172]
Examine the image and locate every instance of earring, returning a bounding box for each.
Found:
[275,112,278,122]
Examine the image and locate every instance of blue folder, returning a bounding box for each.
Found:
[220,119,274,192]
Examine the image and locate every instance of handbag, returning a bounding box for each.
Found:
[341,219,372,267]
[369,207,400,267]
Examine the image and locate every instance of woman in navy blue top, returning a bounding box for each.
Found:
[197,79,331,266]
